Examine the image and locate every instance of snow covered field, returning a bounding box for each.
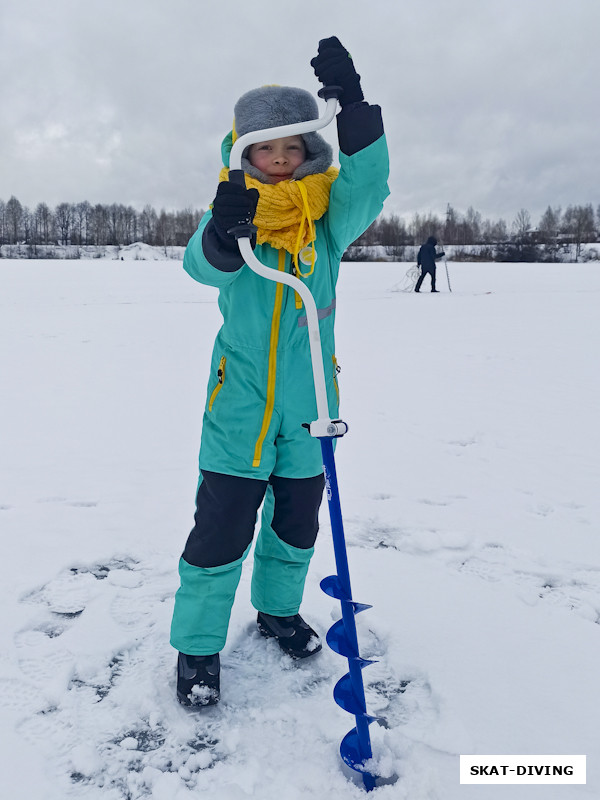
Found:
[1,258,599,800]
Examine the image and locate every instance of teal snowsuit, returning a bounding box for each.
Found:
[170,126,389,656]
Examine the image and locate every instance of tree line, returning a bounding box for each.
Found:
[1,196,598,261]
[352,203,600,262]
[0,196,205,250]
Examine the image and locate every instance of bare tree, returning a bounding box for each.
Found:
[139,205,158,245]
[465,206,482,244]
[123,205,138,244]
[107,203,124,245]
[55,203,72,245]
[538,206,561,244]
[34,202,53,246]
[72,201,92,245]
[512,208,531,239]
[444,203,459,244]
[562,204,595,261]
[377,214,407,246]
[480,217,508,244]
[410,211,442,245]
[156,209,175,255]
[91,204,109,245]
[5,196,23,244]
[174,207,204,246]
[22,206,33,245]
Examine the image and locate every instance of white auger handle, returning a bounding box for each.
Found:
[229,94,339,172]
[228,91,341,433]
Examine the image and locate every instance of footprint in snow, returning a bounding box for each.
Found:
[346,517,471,557]
[5,556,232,798]
[5,556,444,798]
[455,544,600,624]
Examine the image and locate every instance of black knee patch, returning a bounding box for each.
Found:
[182,470,268,567]
[269,473,326,550]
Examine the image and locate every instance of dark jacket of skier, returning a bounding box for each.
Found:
[417,236,445,271]
[415,236,445,292]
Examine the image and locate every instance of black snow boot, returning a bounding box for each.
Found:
[257,612,322,659]
[176,652,220,707]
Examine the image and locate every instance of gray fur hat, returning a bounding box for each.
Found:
[234,85,333,181]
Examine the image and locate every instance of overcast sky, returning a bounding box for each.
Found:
[1,0,598,226]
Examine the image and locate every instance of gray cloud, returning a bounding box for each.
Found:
[2,0,598,226]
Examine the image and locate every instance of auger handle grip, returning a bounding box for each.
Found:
[228,169,246,186]
[318,85,343,101]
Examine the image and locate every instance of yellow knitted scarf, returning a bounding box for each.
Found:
[218,166,339,273]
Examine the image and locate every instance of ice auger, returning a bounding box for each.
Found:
[228,86,379,791]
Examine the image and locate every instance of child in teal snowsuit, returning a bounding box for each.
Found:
[171,37,389,707]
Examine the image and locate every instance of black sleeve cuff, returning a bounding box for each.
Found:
[202,221,245,272]
[336,102,384,156]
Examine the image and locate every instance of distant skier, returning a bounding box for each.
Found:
[415,235,445,292]
[169,37,389,708]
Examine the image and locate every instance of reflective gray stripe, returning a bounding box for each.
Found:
[297,298,336,327]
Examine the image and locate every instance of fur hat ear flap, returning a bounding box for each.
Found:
[233,85,333,181]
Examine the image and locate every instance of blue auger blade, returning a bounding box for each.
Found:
[321,577,373,613]
[351,601,373,614]
[340,728,378,791]
[333,668,377,715]
[326,618,356,658]
[334,672,361,714]
[319,437,380,790]
[320,574,347,600]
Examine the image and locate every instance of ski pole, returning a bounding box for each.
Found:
[228,86,380,792]
[444,257,452,292]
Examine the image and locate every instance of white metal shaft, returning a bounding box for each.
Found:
[237,237,330,423]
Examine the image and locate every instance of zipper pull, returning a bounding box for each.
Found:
[208,356,227,411]
[217,356,226,383]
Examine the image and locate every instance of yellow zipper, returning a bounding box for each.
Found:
[332,354,340,404]
[291,263,302,310]
[208,356,226,411]
[252,250,286,468]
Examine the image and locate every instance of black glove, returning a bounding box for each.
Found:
[211,182,259,252]
[310,36,364,107]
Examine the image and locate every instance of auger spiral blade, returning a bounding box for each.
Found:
[319,437,380,791]
[321,576,372,612]
[333,669,378,715]
[325,615,376,658]
[340,728,378,792]
[320,574,344,599]
[326,617,358,658]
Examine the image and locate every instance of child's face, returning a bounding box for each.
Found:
[248,135,306,183]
